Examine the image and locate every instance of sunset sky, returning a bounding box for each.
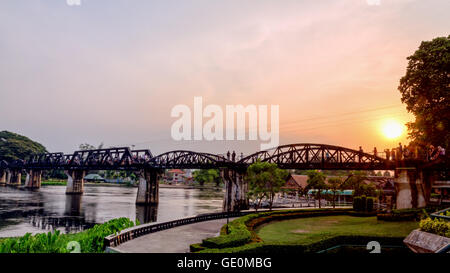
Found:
[0,0,449,156]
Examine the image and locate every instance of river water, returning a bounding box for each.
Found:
[0,185,224,238]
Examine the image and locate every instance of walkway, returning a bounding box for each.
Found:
[111,218,235,253]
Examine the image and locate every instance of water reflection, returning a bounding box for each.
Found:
[0,185,224,237]
[29,215,94,234]
[65,195,82,216]
[136,204,158,224]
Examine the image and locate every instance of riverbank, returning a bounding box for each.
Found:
[41,180,133,187]
[0,218,136,253]
[160,184,223,190]
[0,185,224,238]
[41,180,66,186]
[40,180,223,191]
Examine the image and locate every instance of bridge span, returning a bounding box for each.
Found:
[0,143,447,211]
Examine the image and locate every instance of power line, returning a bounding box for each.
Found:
[282,112,411,133]
[281,110,410,130]
[281,104,405,127]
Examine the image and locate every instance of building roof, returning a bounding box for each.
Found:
[168,169,185,174]
[84,174,105,180]
[284,174,309,189]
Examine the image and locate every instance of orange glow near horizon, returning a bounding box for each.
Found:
[381,119,405,140]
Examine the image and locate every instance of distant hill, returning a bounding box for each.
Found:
[0,131,47,162]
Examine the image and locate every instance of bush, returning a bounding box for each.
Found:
[0,218,136,253]
[353,196,362,211]
[377,207,430,221]
[360,195,367,211]
[190,243,206,252]
[353,195,376,213]
[419,218,449,237]
[366,197,374,212]
[198,235,406,253]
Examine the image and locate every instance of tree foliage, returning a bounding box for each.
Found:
[0,131,47,162]
[78,142,103,151]
[398,36,450,148]
[327,177,343,208]
[305,170,327,208]
[193,169,219,186]
[342,171,376,197]
[246,161,289,211]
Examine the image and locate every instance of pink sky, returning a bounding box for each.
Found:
[0,0,448,155]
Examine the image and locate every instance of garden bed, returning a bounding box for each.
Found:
[192,208,418,253]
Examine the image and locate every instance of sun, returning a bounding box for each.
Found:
[381,119,404,139]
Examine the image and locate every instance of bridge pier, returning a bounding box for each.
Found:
[222,169,249,212]
[136,204,158,224]
[136,169,160,204]
[65,170,85,194]
[0,170,6,185]
[25,170,42,189]
[7,170,21,186]
[394,168,427,209]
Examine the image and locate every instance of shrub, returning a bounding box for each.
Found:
[366,197,374,212]
[0,217,136,253]
[190,243,206,252]
[377,207,433,221]
[196,208,352,251]
[360,195,367,211]
[419,218,449,237]
[198,235,406,253]
[353,196,362,211]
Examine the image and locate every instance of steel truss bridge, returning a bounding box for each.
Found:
[0,143,446,171]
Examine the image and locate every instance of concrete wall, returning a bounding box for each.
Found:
[136,169,160,204]
[222,170,249,212]
[395,168,426,209]
[65,170,85,194]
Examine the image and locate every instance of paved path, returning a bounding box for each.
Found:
[112,218,235,253]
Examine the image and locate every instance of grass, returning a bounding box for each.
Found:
[256,215,418,245]
[41,180,67,186]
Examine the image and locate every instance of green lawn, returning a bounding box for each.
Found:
[256,215,418,245]
[41,180,67,186]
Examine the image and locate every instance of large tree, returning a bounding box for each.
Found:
[305,170,327,209]
[246,161,288,211]
[341,171,376,197]
[0,131,47,162]
[192,169,219,186]
[398,36,450,149]
[327,177,343,208]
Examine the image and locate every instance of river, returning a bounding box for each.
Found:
[0,185,224,238]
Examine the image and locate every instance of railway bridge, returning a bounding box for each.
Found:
[0,143,447,211]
